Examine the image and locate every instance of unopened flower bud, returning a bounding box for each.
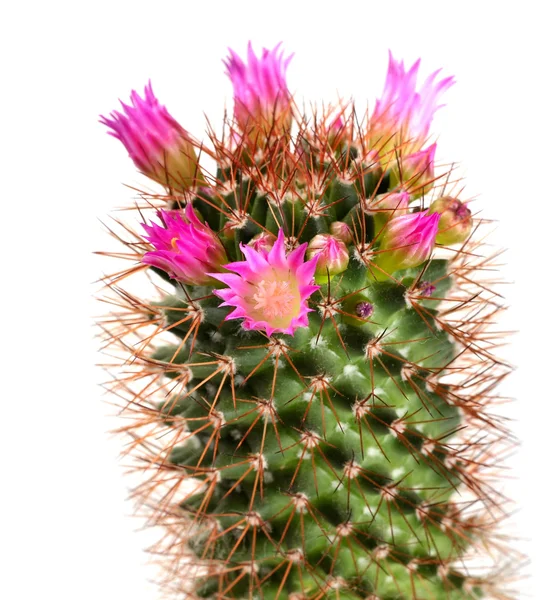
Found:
[372,211,440,279]
[429,197,472,245]
[329,221,353,244]
[390,144,436,197]
[307,234,349,283]
[247,232,276,254]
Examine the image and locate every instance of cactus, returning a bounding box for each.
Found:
[99,44,516,600]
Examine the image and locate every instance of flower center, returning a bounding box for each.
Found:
[253,279,296,320]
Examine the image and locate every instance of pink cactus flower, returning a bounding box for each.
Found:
[374,211,440,277]
[210,229,320,336]
[141,204,227,285]
[372,52,454,154]
[224,42,293,137]
[101,82,203,190]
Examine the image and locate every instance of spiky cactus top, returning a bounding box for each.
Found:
[100,44,515,600]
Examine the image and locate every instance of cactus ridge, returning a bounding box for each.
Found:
[100,102,517,600]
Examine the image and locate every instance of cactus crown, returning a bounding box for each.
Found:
[99,44,516,600]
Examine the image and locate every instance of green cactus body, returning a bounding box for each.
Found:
[151,183,467,599]
[101,48,514,600]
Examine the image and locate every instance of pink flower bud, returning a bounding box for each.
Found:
[429,197,472,245]
[390,144,436,196]
[101,82,203,191]
[307,234,349,282]
[329,221,353,244]
[247,232,277,254]
[141,204,227,285]
[224,42,293,139]
[373,211,440,278]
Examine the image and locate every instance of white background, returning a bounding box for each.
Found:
[1,1,555,598]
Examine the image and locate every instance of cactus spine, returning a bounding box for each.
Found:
[100,46,515,600]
